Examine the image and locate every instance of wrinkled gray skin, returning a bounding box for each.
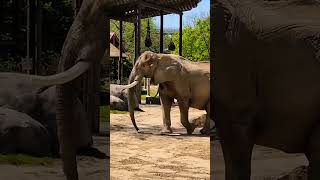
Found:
[212,0,320,179]
[126,51,212,135]
[1,86,92,155]
[0,107,51,156]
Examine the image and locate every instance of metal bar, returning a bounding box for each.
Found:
[179,13,183,56]
[26,0,30,74]
[135,6,142,104]
[139,0,182,15]
[160,12,164,53]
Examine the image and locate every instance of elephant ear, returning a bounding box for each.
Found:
[153,62,182,84]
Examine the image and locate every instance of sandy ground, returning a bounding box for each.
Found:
[110,105,210,180]
[211,140,308,180]
[0,136,109,180]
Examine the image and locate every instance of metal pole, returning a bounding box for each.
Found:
[135,7,142,103]
[26,0,30,74]
[160,12,164,53]
[118,21,123,84]
[179,13,183,56]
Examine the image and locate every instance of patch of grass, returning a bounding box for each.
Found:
[0,154,55,166]
[110,109,127,114]
[141,88,158,104]
[100,105,110,122]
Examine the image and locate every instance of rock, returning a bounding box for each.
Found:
[0,107,51,156]
[110,95,127,111]
[278,165,308,180]
[110,84,140,111]
[1,86,92,155]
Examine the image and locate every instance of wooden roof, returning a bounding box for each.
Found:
[107,0,201,21]
[110,43,127,58]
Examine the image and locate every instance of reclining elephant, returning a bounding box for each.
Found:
[124,51,213,135]
[212,0,320,179]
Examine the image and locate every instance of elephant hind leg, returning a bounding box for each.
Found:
[200,102,215,135]
[306,123,320,180]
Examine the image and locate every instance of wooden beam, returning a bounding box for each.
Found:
[160,12,164,53]
[179,13,183,56]
[139,0,182,15]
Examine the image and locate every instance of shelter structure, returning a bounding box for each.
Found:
[101,32,128,83]
[73,0,201,133]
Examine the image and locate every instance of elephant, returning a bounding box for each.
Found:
[0,1,124,179]
[124,51,213,135]
[212,0,320,179]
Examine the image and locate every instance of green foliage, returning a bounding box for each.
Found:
[172,17,210,61]
[100,106,110,122]
[0,154,55,166]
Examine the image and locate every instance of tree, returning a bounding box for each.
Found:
[171,17,210,61]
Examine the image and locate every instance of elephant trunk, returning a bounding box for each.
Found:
[127,67,143,132]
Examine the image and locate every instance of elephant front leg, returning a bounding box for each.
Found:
[306,123,320,180]
[215,102,254,180]
[160,93,174,134]
[178,98,195,135]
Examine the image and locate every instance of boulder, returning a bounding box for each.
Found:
[1,86,92,155]
[110,95,127,111]
[110,84,141,111]
[0,107,51,156]
[278,165,307,180]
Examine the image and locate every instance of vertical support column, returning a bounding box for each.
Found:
[118,21,123,84]
[160,12,164,53]
[30,0,36,74]
[210,1,215,180]
[35,0,42,75]
[179,12,183,56]
[134,7,142,103]
[26,0,30,74]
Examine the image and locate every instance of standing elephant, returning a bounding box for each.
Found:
[124,51,212,135]
[212,0,320,180]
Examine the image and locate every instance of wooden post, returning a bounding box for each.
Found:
[117,21,123,84]
[179,13,183,56]
[160,12,164,53]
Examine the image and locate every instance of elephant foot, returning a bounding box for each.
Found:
[186,125,196,135]
[160,127,173,135]
[200,126,216,136]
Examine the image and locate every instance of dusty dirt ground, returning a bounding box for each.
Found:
[211,140,308,180]
[110,105,210,180]
[0,136,109,180]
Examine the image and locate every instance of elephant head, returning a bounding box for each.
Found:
[124,51,184,132]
